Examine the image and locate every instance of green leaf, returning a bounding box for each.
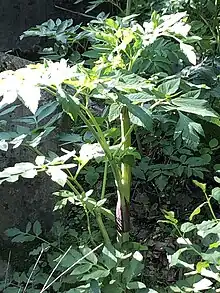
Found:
[11,234,35,243]
[54,198,68,211]
[171,98,217,117]
[127,281,146,289]
[56,20,69,34]
[192,180,206,193]
[122,251,144,284]
[201,251,220,265]
[36,101,59,123]
[57,88,80,121]
[101,246,117,270]
[5,228,22,237]
[125,92,155,103]
[70,263,93,275]
[209,138,218,149]
[108,103,122,122]
[132,166,146,180]
[157,78,180,95]
[212,187,220,203]
[168,248,194,269]
[0,104,20,117]
[189,202,206,221]
[163,210,178,225]
[181,222,196,233]
[90,279,101,293]
[80,246,98,264]
[81,269,110,281]
[117,94,153,131]
[196,261,209,273]
[59,133,82,144]
[85,167,99,186]
[197,221,220,238]
[25,222,32,233]
[174,112,204,149]
[55,248,85,268]
[33,220,42,236]
[155,174,169,191]
[102,283,123,293]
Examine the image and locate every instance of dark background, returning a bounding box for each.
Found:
[0,0,88,52]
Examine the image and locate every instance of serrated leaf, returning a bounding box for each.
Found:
[171,98,217,117]
[57,88,80,121]
[174,112,204,149]
[5,227,21,237]
[33,220,42,236]
[157,78,180,95]
[117,94,153,130]
[108,102,122,122]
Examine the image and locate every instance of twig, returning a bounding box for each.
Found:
[4,251,11,289]
[54,5,96,19]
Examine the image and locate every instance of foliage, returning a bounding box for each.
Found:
[0,0,220,292]
[1,221,146,293]
[163,174,220,292]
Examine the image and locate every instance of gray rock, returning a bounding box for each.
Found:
[0,53,59,261]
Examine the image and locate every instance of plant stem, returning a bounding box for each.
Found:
[115,0,133,245]
[79,107,123,194]
[101,161,108,200]
[95,211,111,245]
[67,180,96,245]
[126,0,132,16]
[117,107,131,244]
[204,191,218,222]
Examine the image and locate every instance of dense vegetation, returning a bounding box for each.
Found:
[0,0,220,292]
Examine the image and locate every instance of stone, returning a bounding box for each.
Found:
[0,53,60,263]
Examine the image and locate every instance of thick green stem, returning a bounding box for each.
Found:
[126,0,132,16]
[117,107,131,244]
[79,106,123,194]
[95,211,111,245]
